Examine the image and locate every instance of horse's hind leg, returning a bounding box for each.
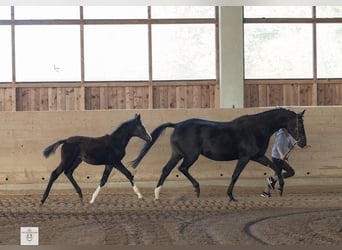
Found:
[41,165,64,205]
[64,158,83,203]
[90,165,113,204]
[155,153,182,200]
[178,156,200,197]
[227,157,250,202]
[114,162,143,199]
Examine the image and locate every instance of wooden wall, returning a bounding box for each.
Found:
[0,80,218,111]
[245,79,342,107]
[3,79,342,111]
[0,107,341,187]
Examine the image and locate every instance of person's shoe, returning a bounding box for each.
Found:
[267,177,276,190]
[260,192,271,198]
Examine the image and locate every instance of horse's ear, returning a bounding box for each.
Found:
[135,113,141,120]
[300,109,306,117]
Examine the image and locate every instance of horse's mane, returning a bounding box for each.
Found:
[233,108,292,122]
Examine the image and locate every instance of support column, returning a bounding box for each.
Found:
[219,6,244,108]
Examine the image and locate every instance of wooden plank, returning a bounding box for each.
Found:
[125,86,134,109]
[0,89,5,111]
[268,85,283,106]
[48,88,57,111]
[157,86,168,109]
[176,86,186,108]
[209,85,216,108]
[283,84,299,106]
[201,85,209,108]
[167,86,176,108]
[117,87,126,109]
[99,87,107,110]
[336,84,342,105]
[152,86,160,109]
[6,88,13,111]
[40,88,48,111]
[65,88,74,111]
[299,84,312,106]
[245,84,259,107]
[106,87,115,109]
[258,85,267,107]
[0,88,12,111]
[317,84,325,105]
[186,86,193,108]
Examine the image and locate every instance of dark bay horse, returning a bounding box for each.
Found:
[131,108,306,201]
[41,114,152,205]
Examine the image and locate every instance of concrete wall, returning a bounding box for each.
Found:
[0,107,341,188]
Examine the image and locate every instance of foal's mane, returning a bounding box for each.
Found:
[109,116,136,136]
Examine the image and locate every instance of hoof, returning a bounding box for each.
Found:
[229,197,238,202]
[138,196,144,200]
[278,188,283,196]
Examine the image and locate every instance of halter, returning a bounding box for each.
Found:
[292,113,304,146]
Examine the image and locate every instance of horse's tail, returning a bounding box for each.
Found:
[43,139,66,158]
[130,122,176,169]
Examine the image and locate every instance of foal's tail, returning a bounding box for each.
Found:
[130,123,176,169]
[43,139,66,158]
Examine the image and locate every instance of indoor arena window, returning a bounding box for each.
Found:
[152,24,216,80]
[15,25,81,81]
[316,6,342,18]
[84,25,149,81]
[14,6,80,19]
[244,23,313,79]
[151,6,215,18]
[0,6,11,19]
[0,26,12,82]
[83,6,147,19]
[317,23,342,78]
[244,6,312,18]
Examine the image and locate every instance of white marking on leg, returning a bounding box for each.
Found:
[133,184,143,199]
[90,186,101,204]
[154,186,162,200]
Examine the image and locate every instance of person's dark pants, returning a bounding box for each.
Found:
[272,157,295,179]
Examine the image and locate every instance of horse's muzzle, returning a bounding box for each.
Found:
[297,137,307,148]
[145,134,152,142]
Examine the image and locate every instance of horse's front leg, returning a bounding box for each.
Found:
[253,155,285,196]
[115,162,143,199]
[90,164,113,204]
[228,157,250,202]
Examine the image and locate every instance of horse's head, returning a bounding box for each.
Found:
[131,114,152,142]
[286,110,307,148]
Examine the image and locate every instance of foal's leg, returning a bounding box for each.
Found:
[155,153,182,200]
[41,164,65,205]
[114,162,143,199]
[41,147,79,205]
[254,155,284,196]
[178,156,200,197]
[227,156,250,202]
[64,158,83,203]
[90,164,113,204]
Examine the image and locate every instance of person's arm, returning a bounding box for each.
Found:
[277,146,285,160]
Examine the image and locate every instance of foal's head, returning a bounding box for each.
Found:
[285,109,307,148]
[128,114,152,142]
